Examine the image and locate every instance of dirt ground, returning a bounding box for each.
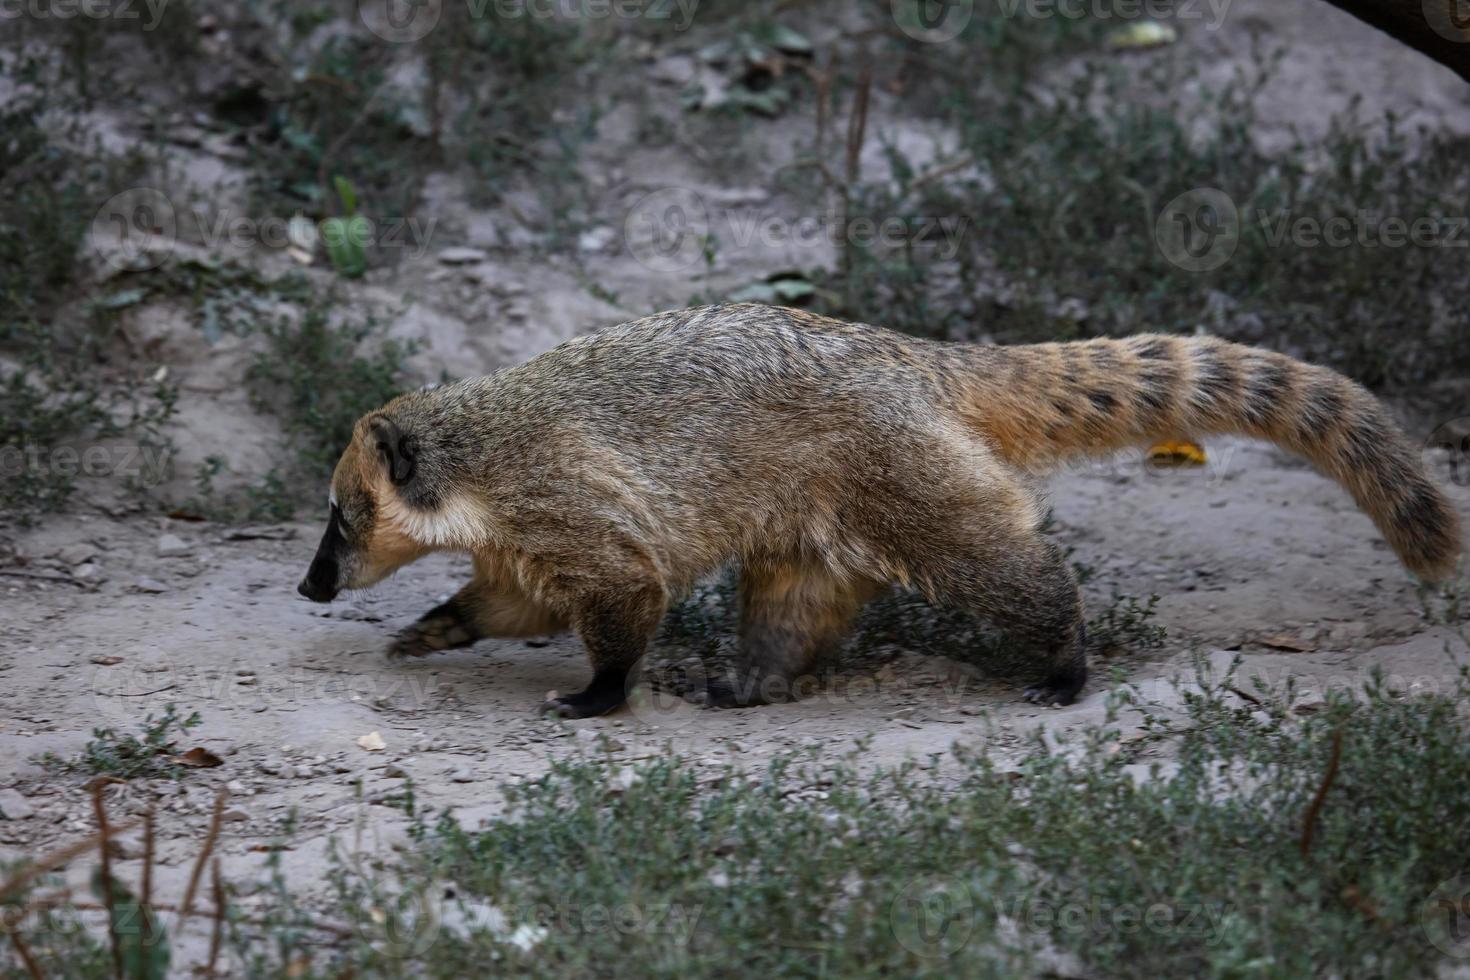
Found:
[2,0,1470,970]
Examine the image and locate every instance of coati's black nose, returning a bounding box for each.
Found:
[297,576,337,603]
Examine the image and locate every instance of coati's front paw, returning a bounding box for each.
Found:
[540,689,626,719]
[385,615,476,660]
[1022,666,1087,707]
[539,670,630,719]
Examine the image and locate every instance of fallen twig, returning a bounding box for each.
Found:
[1226,685,1263,707]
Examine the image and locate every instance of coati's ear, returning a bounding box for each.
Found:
[368,415,417,486]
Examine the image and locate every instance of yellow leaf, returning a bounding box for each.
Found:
[1147,440,1207,467]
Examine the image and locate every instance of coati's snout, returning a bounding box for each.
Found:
[298,504,348,602]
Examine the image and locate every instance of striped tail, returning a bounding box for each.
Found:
[956,334,1463,581]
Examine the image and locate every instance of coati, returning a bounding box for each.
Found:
[297,304,1462,718]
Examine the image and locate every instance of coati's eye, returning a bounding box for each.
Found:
[331,502,353,540]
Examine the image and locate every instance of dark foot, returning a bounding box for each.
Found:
[386,600,478,660]
[1023,665,1087,707]
[541,670,630,719]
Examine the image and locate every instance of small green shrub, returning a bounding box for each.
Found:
[40,704,203,782]
[243,666,1470,976]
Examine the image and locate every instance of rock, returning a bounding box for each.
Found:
[0,789,35,819]
[221,808,250,822]
[58,544,98,566]
[450,769,476,783]
[438,247,488,265]
[574,729,625,752]
[257,758,286,776]
[133,577,169,594]
[72,562,104,583]
[156,533,192,557]
[609,767,640,794]
[577,226,616,253]
[649,53,696,85]
[384,764,408,779]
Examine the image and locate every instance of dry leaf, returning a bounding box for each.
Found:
[174,747,224,768]
[1146,440,1207,467]
[356,731,387,752]
[90,655,124,666]
[1260,635,1317,653]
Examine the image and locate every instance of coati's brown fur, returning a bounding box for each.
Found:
[297,304,1463,718]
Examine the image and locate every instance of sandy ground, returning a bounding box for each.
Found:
[2,0,1469,970]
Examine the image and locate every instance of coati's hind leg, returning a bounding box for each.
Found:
[387,558,567,659]
[909,524,1087,707]
[705,563,878,708]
